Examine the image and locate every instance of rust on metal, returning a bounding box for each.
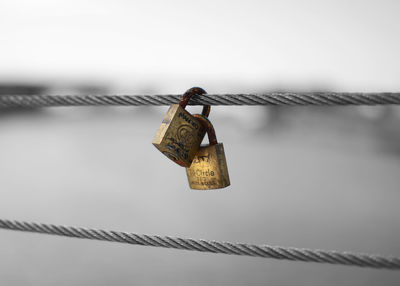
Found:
[153,87,210,167]
[186,114,230,190]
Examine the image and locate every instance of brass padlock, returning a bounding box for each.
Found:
[186,114,230,190]
[153,87,211,167]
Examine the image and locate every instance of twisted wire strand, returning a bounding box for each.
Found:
[1,92,400,107]
[1,219,399,270]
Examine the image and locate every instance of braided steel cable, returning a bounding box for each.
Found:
[1,92,400,107]
[1,219,399,270]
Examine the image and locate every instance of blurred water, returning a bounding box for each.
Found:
[0,106,399,285]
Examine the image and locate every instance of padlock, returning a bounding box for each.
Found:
[153,87,211,167]
[186,114,230,190]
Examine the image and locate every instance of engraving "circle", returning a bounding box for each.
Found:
[177,124,196,147]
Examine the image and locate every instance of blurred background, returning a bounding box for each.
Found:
[1,0,400,285]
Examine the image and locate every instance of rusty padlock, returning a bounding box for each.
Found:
[186,114,230,190]
[153,87,211,167]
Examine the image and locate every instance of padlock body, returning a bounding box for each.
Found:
[186,143,230,190]
[153,104,206,167]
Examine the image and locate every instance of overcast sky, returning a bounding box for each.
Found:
[0,0,399,92]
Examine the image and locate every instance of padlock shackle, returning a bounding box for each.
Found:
[179,87,211,117]
[193,114,218,146]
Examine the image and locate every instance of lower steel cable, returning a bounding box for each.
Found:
[0,219,399,270]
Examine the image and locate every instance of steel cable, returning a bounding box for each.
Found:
[1,219,399,270]
[1,92,400,107]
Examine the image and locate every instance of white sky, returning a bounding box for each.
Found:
[0,0,399,92]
